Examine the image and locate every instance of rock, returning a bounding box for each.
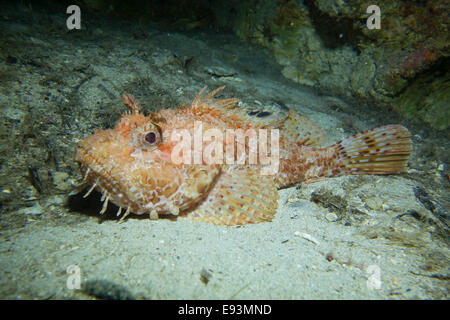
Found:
[53,171,72,192]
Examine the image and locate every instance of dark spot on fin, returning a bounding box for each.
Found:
[257,111,271,118]
[247,110,272,117]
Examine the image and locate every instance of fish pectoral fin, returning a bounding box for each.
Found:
[187,167,279,225]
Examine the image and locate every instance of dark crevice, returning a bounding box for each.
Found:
[303,0,365,50]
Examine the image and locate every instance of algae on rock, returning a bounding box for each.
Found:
[394,71,450,131]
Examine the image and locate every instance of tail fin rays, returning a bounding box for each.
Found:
[335,125,412,175]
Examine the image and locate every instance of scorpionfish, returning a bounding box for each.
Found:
[76,87,412,225]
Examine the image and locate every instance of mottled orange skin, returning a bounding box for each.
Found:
[76,87,411,223]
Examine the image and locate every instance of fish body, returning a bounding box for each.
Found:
[76,87,412,225]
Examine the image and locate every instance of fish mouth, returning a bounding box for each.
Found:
[77,159,137,220]
[75,137,141,220]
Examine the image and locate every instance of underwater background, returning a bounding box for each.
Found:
[0,0,448,299]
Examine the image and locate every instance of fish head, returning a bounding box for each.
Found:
[75,97,220,217]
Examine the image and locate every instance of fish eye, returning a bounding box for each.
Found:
[132,123,162,150]
[145,131,157,144]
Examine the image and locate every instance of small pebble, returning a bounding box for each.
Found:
[294,231,320,245]
[200,268,212,285]
[325,212,339,222]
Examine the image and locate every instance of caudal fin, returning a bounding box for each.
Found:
[334,125,412,175]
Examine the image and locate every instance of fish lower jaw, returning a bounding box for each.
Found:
[83,179,182,220]
[80,172,136,219]
[79,167,183,219]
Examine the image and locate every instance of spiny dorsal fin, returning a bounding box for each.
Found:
[190,87,285,128]
[191,86,240,112]
[186,167,279,225]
